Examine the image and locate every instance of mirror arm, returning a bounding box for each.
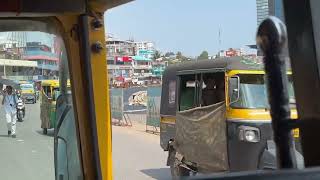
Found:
[257,16,297,169]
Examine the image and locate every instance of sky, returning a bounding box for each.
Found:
[105,0,257,57]
[0,32,54,47]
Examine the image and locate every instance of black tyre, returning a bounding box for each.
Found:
[43,128,48,135]
[169,149,190,179]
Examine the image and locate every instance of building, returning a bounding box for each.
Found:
[152,58,168,77]
[131,56,152,76]
[135,41,155,59]
[256,0,285,26]
[106,35,160,86]
[256,0,269,26]
[255,0,285,55]
[268,0,284,22]
[106,35,135,83]
[23,42,59,79]
[106,35,135,62]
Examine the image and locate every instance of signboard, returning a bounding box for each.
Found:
[0,59,37,67]
[226,50,237,57]
[115,56,132,62]
[138,50,154,55]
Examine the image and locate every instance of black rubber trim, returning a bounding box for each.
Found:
[55,105,72,132]
[78,14,102,180]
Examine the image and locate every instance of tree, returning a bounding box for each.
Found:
[164,52,175,57]
[152,50,161,61]
[198,50,209,60]
[176,51,183,60]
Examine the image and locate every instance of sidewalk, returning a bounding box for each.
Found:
[112,113,160,134]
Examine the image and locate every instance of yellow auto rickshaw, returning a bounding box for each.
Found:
[160,57,302,178]
[40,79,70,134]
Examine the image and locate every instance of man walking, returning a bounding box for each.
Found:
[2,86,18,138]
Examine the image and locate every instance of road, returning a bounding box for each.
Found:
[112,125,171,180]
[0,102,55,180]
[0,101,170,180]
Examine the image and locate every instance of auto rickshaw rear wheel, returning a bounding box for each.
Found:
[43,128,48,135]
[169,148,190,179]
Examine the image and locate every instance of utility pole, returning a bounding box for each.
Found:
[4,60,6,78]
[218,27,222,57]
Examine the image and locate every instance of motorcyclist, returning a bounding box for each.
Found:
[16,91,25,122]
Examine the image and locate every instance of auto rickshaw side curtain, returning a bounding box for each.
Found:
[40,90,51,129]
[174,101,228,172]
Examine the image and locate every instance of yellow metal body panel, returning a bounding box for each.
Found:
[87,15,112,180]
[57,15,99,179]
[226,108,298,120]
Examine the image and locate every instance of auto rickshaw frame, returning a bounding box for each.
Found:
[0,0,320,180]
[160,57,301,175]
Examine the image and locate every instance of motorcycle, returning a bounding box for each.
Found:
[16,94,25,122]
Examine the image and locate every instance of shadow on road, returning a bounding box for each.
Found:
[140,168,171,180]
[35,129,54,137]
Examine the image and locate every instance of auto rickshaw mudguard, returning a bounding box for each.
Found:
[258,141,277,170]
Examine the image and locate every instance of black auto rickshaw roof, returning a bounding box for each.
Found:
[164,56,264,74]
[163,56,292,76]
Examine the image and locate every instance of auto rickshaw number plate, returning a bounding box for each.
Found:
[293,128,299,138]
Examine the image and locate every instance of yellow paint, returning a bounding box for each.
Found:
[41,80,59,88]
[160,116,176,124]
[227,108,298,120]
[293,128,299,138]
[87,15,112,180]
[227,70,292,77]
[21,89,34,94]
[227,70,265,77]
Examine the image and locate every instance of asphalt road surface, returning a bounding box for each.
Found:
[112,125,171,180]
[0,102,55,180]
[0,101,171,180]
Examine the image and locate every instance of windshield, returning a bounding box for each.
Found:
[20,84,34,90]
[0,21,81,179]
[230,74,295,109]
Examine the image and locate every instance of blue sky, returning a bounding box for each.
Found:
[105,0,257,56]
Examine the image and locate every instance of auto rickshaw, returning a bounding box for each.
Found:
[20,83,37,103]
[160,57,303,178]
[40,79,70,134]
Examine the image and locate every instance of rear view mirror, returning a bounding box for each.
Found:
[229,76,240,105]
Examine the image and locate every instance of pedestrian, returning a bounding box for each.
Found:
[2,86,18,138]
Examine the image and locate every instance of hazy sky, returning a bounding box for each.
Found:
[105,0,257,57]
[0,32,54,47]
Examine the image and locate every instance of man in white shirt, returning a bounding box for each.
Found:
[2,86,18,138]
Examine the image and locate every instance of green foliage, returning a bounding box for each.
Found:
[198,50,209,60]
[152,50,161,60]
